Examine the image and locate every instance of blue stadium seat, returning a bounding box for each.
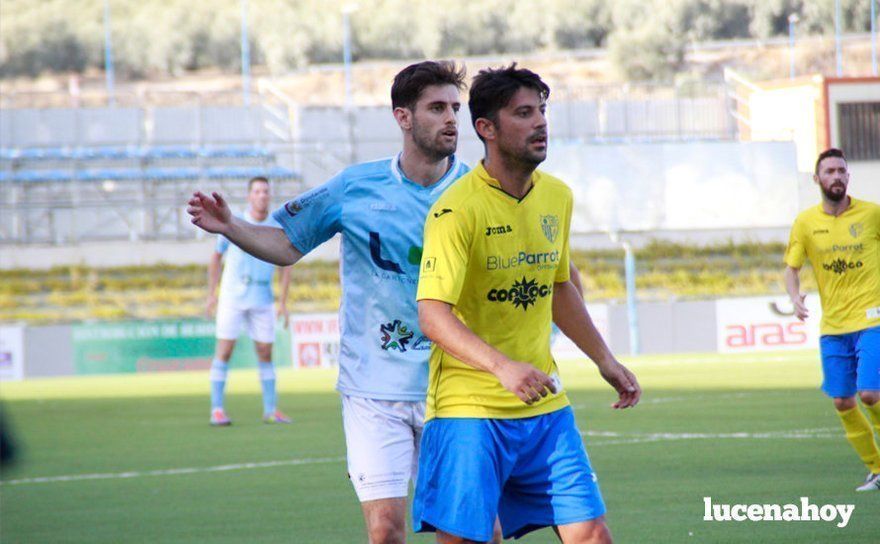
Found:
[205,166,297,180]
[143,167,201,180]
[200,146,273,159]
[145,146,199,159]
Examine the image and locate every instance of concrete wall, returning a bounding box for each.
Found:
[606,300,718,356]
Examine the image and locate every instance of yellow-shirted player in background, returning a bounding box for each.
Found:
[784,147,880,492]
[413,64,640,544]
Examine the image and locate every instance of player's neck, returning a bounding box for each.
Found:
[482,154,534,199]
[398,147,451,187]
[821,195,851,216]
[248,207,269,222]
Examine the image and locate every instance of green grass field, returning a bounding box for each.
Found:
[1,350,878,543]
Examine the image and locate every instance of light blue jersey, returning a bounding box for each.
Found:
[273,155,468,401]
[217,210,281,308]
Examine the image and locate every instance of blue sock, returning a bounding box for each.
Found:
[259,361,276,415]
[210,359,228,410]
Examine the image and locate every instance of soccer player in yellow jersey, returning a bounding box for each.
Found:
[784,148,880,493]
[413,65,641,544]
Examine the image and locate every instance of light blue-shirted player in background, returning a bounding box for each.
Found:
[205,176,292,426]
[188,61,473,544]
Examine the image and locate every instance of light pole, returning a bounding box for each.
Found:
[872,0,877,76]
[103,0,116,106]
[241,0,251,106]
[342,4,358,163]
[835,0,843,77]
[788,13,799,80]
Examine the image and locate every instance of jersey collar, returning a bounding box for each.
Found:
[473,160,537,202]
[390,153,463,195]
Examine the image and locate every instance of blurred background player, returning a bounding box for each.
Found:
[207,176,292,426]
[784,148,880,492]
[415,65,640,544]
[188,61,486,544]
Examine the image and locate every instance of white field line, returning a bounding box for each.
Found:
[571,392,759,411]
[622,354,812,368]
[582,427,840,446]
[3,427,842,487]
[0,456,345,487]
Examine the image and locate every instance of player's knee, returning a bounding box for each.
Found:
[435,531,477,544]
[858,391,880,406]
[560,519,613,544]
[367,519,405,544]
[254,343,273,361]
[833,396,857,411]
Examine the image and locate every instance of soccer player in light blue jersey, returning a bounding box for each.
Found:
[188,61,472,544]
[205,176,292,426]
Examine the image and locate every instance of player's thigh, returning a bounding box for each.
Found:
[341,395,420,502]
[410,401,426,482]
[819,333,859,398]
[855,326,880,393]
[215,304,245,342]
[245,305,276,345]
[412,418,512,543]
[555,516,612,544]
[499,407,606,540]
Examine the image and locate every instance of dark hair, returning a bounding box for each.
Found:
[468,63,550,142]
[391,60,466,110]
[248,176,270,190]
[815,148,846,175]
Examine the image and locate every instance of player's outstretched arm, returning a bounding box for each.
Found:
[552,279,641,409]
[418,299,557,405]
[783,266,809,321]
[187,191,303,266]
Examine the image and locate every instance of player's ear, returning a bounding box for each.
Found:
[475,117,495,141]
[393,106,412,131]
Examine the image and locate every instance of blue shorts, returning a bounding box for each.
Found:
[412,406,606,541]
[820,325,880,398]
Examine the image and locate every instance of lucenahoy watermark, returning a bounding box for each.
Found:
[703,497,854,528]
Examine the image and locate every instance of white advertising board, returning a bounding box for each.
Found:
[716,295,822,353]
[290,313,340,369]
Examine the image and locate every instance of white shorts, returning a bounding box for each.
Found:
[341,394,425,502]
[215,304,275,343]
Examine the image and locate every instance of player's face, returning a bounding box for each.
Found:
[409,84,461,161]
[814,157,849,202]
[247,181,271,213]
[494,87,548,167]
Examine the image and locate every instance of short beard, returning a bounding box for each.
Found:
[412,121,456,163]
[821,184,846,202]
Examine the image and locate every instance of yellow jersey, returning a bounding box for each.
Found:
[784,197,880,335]
[417,161,572,420]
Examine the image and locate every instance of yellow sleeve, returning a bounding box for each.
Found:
[783,217,806,268]
[554,189,572,283]
[417,204,473,305]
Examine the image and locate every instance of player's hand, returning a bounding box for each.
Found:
[791,293,809,321]
[277,303,290,328]
[206,294,218,317]
[495,360,557,405]
[187,191,232,234]
[598,359,641,409]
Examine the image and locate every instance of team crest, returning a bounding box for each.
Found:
[379,319,414,352]
[849,223,863,239]
[540,215,559,243]
[285,200,303,217]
